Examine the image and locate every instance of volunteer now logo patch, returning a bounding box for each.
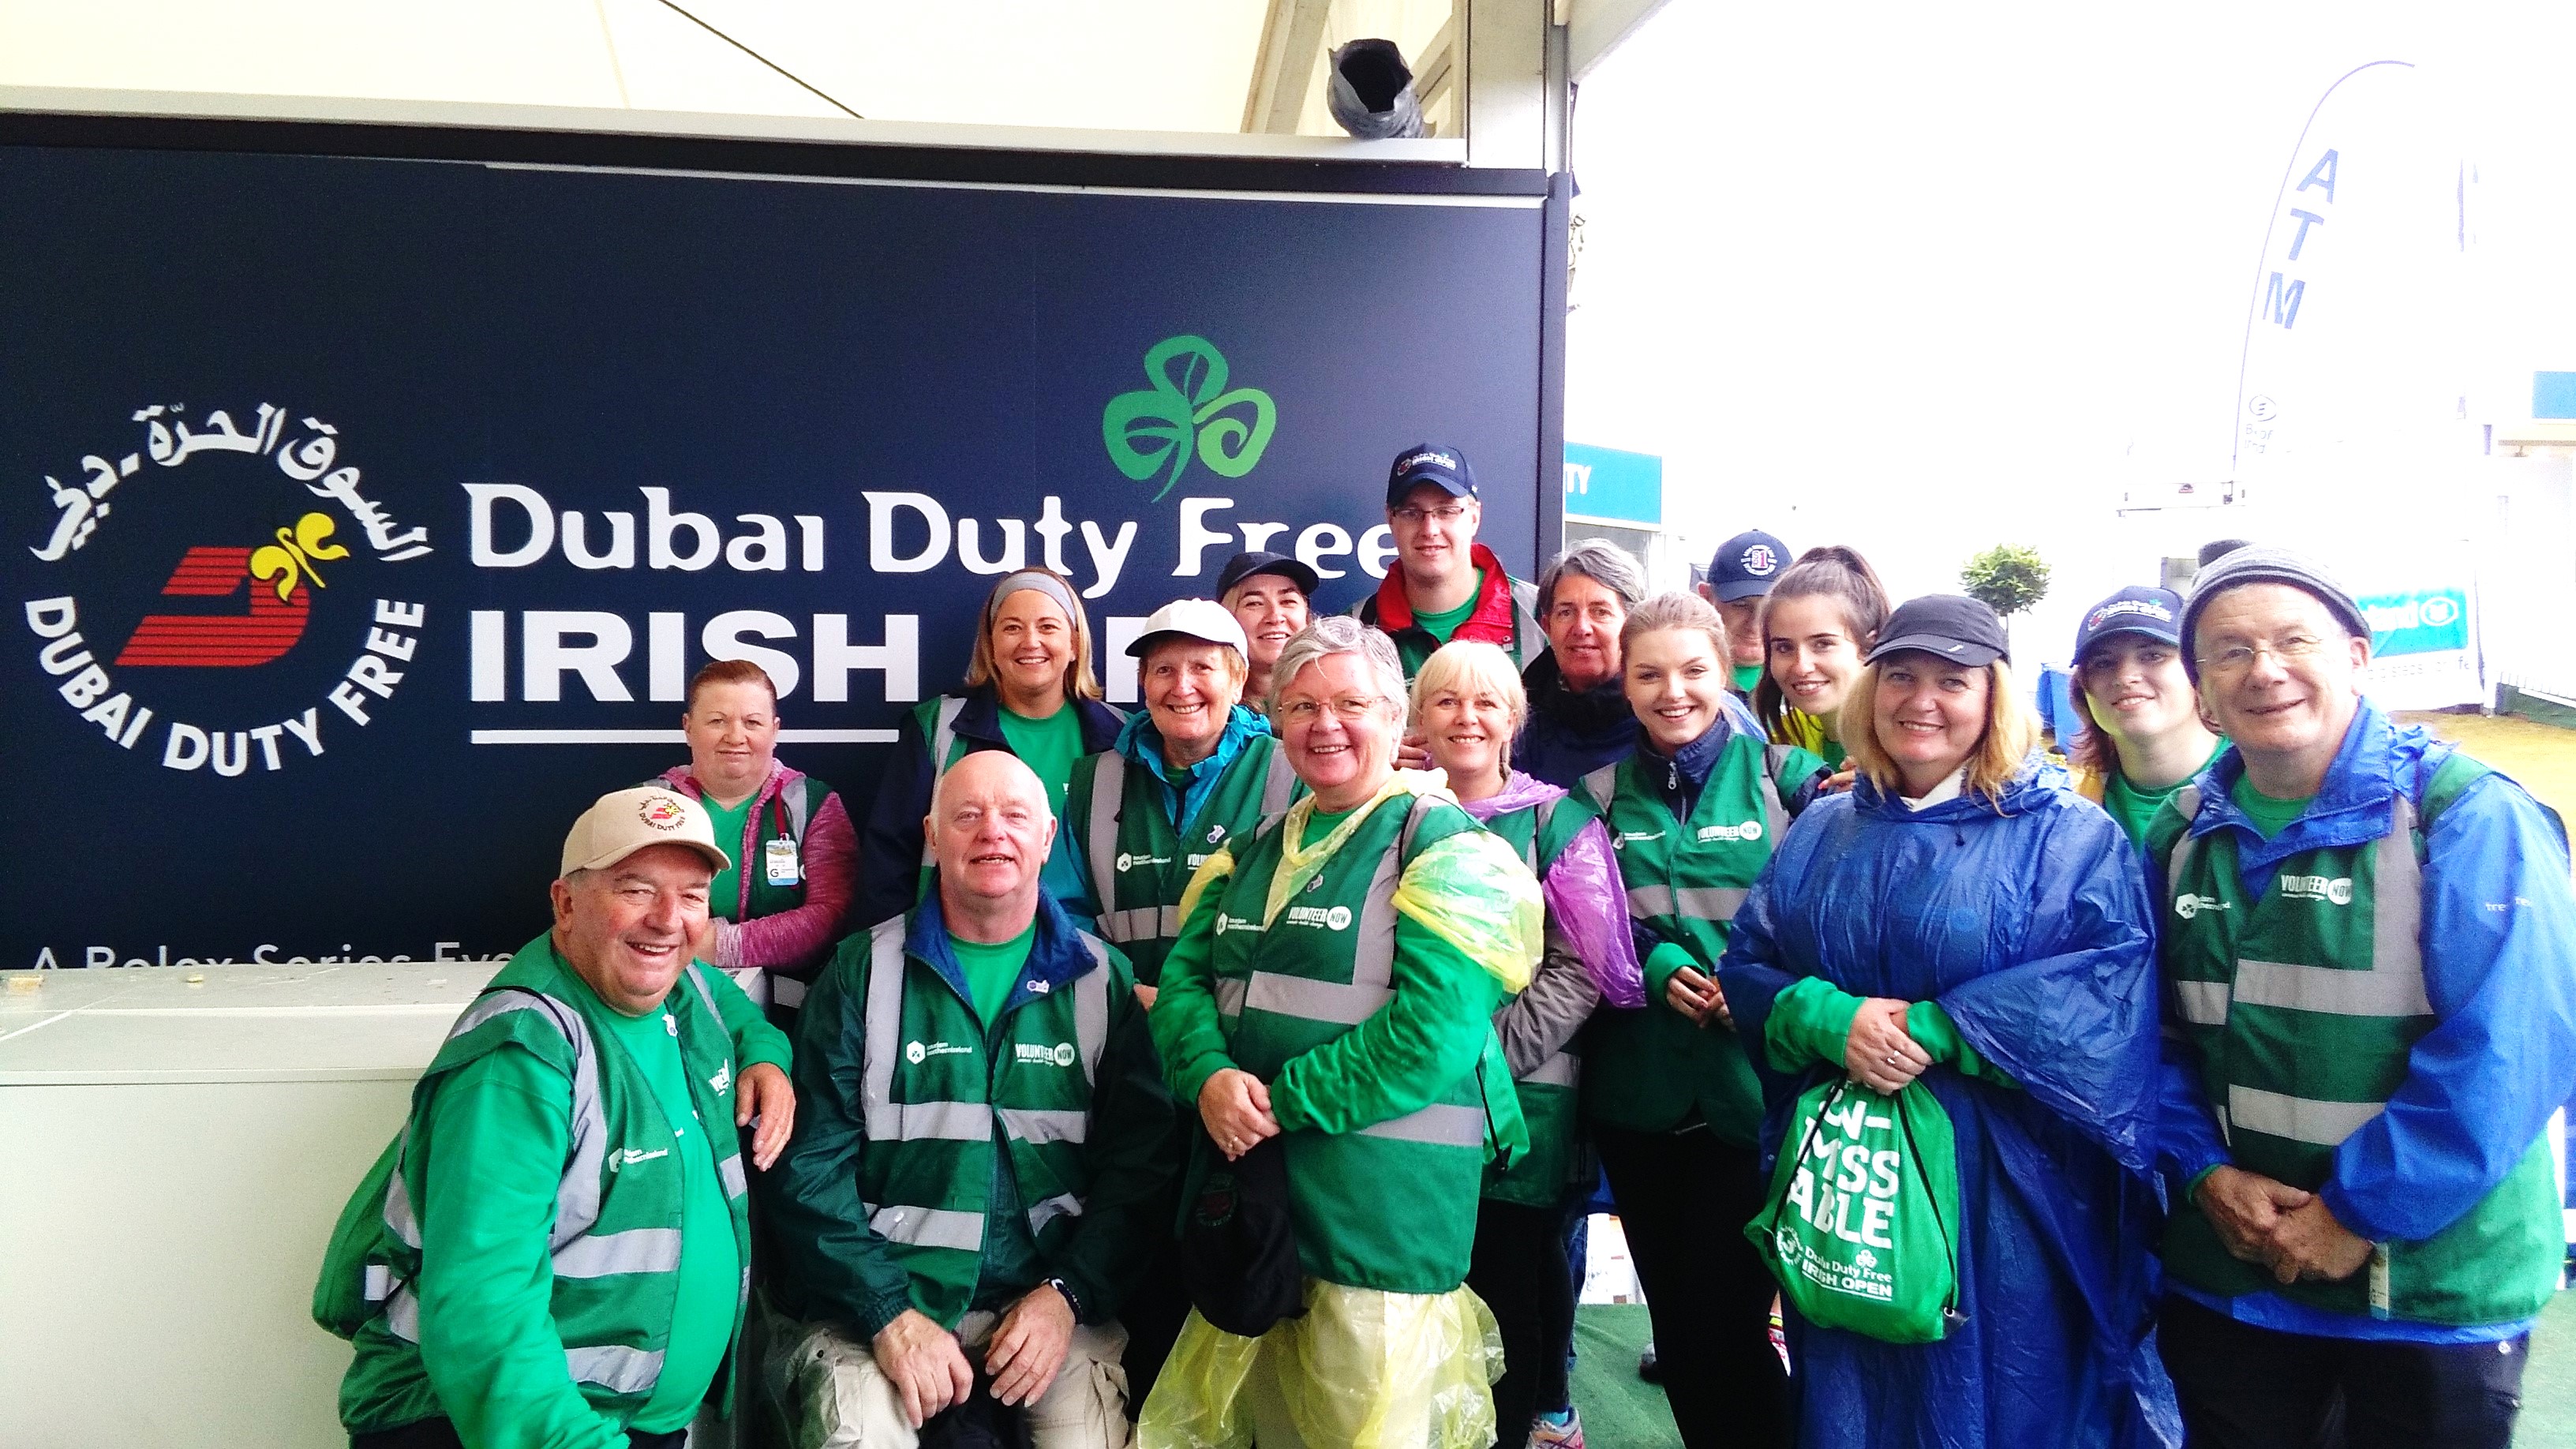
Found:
[1697,820,1763,843]
[2278,874,2354,905]
[22,400,434,777]
[1015,1042,1080,1067]
[1286,904,1354,931]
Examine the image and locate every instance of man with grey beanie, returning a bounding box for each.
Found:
[2145,545,2576,1448]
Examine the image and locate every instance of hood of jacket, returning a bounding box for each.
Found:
[1454,769,1568,822]
[1847,754,2069,822]
[1366,541,1522,642]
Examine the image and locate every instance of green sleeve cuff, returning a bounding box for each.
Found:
[1765,975,1864,1072]
[1905,1001,2017,1088]
[1642,941,1698,999]
[1269,1086,1312,1133]
[2185,1163,2224,1206]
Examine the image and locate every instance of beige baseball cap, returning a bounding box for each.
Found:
[560,787,732,878]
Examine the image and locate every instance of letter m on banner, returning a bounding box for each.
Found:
[2266,271,2305,330]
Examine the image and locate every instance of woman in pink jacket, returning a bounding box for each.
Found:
[653,658,858,1021]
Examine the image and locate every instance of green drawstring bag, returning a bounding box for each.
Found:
[1744,1076,1964,1344]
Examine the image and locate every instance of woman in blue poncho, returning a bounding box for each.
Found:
[1717,595,2181,1449]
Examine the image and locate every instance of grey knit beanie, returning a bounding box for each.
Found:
[2179,545,2371,680]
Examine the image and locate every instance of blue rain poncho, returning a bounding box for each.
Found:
[1718,761,2181,1449]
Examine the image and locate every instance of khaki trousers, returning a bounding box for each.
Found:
[768,1307,1132,1449]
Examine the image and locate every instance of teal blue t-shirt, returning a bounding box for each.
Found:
[591,986,738,1432]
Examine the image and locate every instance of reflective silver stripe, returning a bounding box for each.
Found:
[565,1344,665,1395]
[1247,970,1391,1025]
[998,1107,1090,1144]
[1215,976,1248,1020]
[2233,959,2431,1018]
[718,1153,747,1200]
[1626,885,1674,919]
[1522,1051,1579,1088]
[862,919,908,1141]
[1359,1103,1487,1148]
[2374,793,2427,1002]
[385,1284,420,1342]
[680,962,723,1028]
[1350,800,1420,993]
[2227,1084,2385,1147]
[771,974,809,1009]
[892,1100,997,1140]
[1579,764,1619,812]
[1028,1193,1085,1236]
[2173,979,2233,1026]
[1102,904,1183,943]
[871,1205,987,1251]
[383,1124,423,1249]
[1259,745,1298,815]
[784,777,812,841]
[1672,886,1748,922]
[919,696,971,871]
[1757,748,1788,842]
[1088,751,1125,913]
[1074,938,1111,1086]
[436,988,606,1251]
[552,1227,683,1279]
[362,1264,393,1303]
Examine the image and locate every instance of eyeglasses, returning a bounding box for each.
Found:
[1391,504,1470,525]
[1278,695,1384,724]
[2196,635,2327,676]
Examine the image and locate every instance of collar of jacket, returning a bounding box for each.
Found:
[1114,702,1270,781]
[903,878,1095,1018]
[1849,754,2065,821]
[657,757,799,811]
[953,683,1128,753]
[1367,541,1519,641]
[2182,699,2431,867]
[1456,769,1567,822]
[1634,705,1753,790]
[1522,651,1631,739]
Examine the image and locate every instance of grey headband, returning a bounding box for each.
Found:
[987,570,1082,629]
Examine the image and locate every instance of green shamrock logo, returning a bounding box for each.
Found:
[1102,335,1278,500]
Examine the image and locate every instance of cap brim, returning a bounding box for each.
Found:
[1712,579,1773,602]
[1866,633,2003,667]
[1387,474,1473,504]
[575,839,732,876]
[1226,560,1320,595]
[1126,628,1243,657]
[2076,623,2181,657]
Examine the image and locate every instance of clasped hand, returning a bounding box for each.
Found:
[2194,1164,2374,1283]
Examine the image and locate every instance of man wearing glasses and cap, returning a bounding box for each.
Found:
[1695,528,1791,701]
[1352,443,1546,679]
[2149,546,2576,1449]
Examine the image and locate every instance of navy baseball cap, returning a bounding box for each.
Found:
[1866,594,2009,667]
[2072,586,2184,665]
[1385,444,1477,507]
[1708,530,1790,601]
[1215,550,1320,600]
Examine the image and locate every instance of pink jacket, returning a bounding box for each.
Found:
[655,760,858,979]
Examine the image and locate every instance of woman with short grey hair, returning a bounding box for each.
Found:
[1143,615,1544,1447]
[1519,539,1653,787]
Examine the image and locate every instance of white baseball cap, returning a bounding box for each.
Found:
[1126,598,1249,658]
[560,787,732,878]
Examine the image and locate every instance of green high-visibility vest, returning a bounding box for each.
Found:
[328,938,754,1427]
[1579,738,1822,1143]
[1477,791,1600,1208]
[844,914,1121,1327]
[1065,736,1297,987]
[2154,754,2563,1325]
[1205,789,1527,1293]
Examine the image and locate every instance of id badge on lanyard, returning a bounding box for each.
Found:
[765,834,803,887]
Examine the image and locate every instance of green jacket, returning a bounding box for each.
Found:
[331,937,789,1446]
[1578,736,1822,1142]
[1476,791,1601,1207]
[762,891,1179,1333]
[1065,728,1298,986]
[1152,784,1537,1294]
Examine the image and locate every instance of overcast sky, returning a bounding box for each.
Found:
[1566,1,2576,661]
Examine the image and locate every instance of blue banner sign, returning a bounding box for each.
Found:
[1,143,1549,967]
[1563,441,1661,526]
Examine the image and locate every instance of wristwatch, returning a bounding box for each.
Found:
[1043,1275,1086,1322]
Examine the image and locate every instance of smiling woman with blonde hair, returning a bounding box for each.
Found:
[857,567,1125,929]
[1411,638,1642,1449]
[1717,593,2175,1447]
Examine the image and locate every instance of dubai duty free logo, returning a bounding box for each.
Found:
[22,401,434,775]
[1101,335,1277,500]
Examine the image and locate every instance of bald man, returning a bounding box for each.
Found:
[761,751,1178,1447]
